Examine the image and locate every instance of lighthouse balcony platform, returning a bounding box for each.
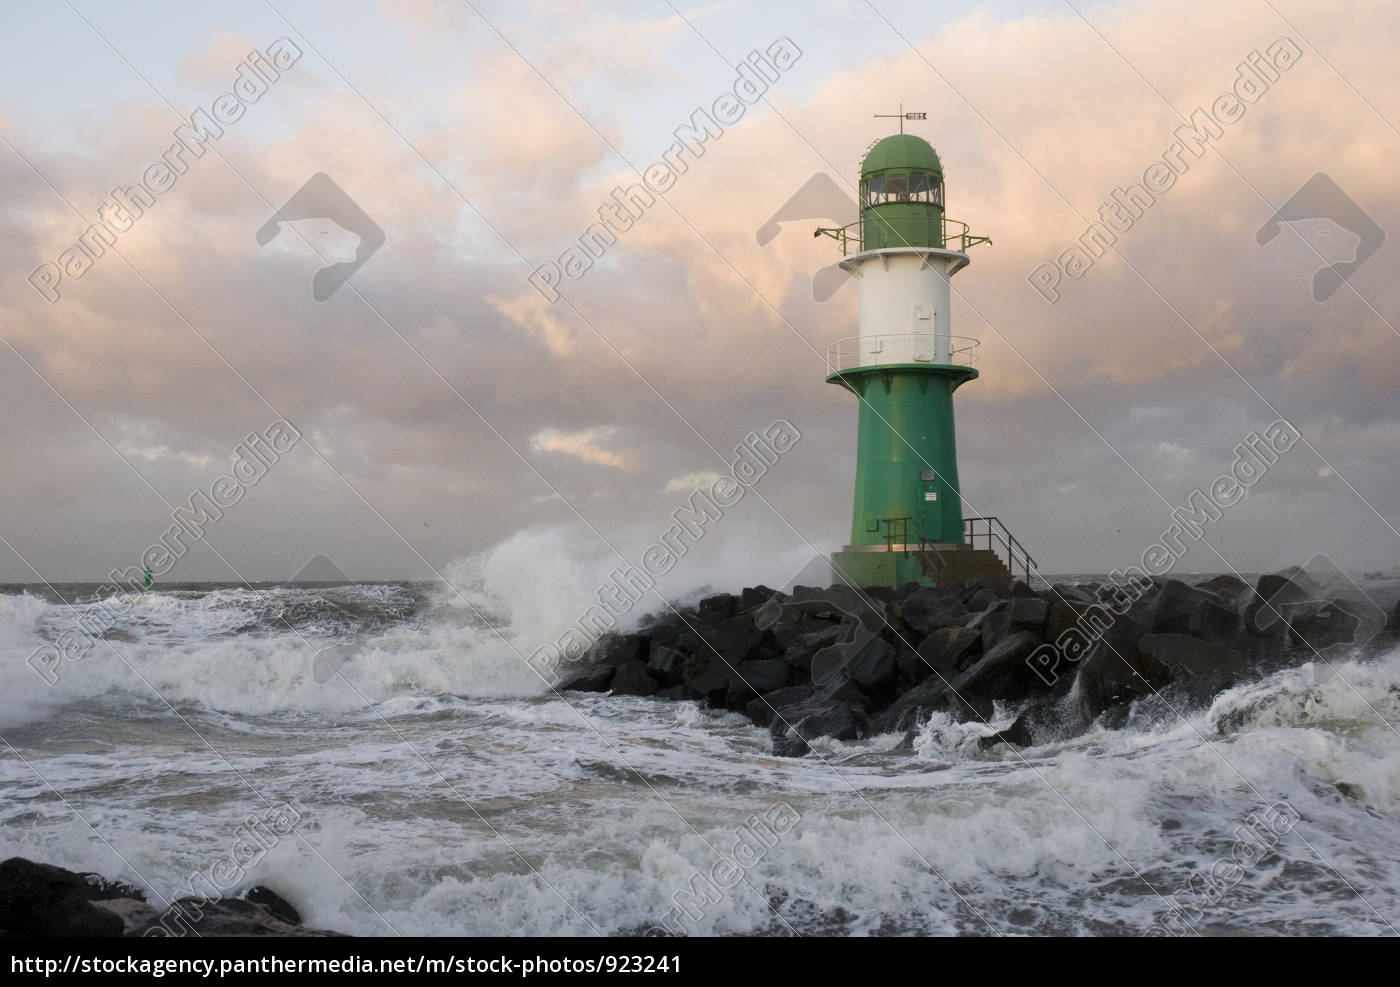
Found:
[825,332,978,376]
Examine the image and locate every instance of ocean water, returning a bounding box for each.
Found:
[2,541,1398,937]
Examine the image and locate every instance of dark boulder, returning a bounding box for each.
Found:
[899,589,968,635]
[725,659,791,708]
[1244,568,1315,632]
[961,577,1013,604]
[914,626,981,678]
[0,857,125,937]
[134,897,346,937]
[782,625,842,675]
[643,613,698,654]
[781,585,882,623]
[588,632,647,667]
[845,635,898,699]
[1048,583,1097,606]
[561,666,614,693]
[1076,629,1249,721]
[1198,573,1252,610]
[945,631,1047,721]
[1044,598,1116,654]
[1286,599,1368,657]
[681,650,733,702]
[698,593,740,621]
[978,708,1037,749]
[965,586,1002,612]
[871,677,952,734]
[1135,633,1249,693]
[244,886,300,926]
[92,897,159,935]
[1188,596,1244,647]
[770,701,870,757]
[1146,580,1224,636]
[762,616,834,653]
[745,684,815,727]
[1070,618,1150,721]
[739,585,778,612]
[646,644,686,682]
[610,663,660,697]
[981,597,1049,650]
[696,616,763,667]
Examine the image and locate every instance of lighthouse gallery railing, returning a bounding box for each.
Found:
[825,333,979,375]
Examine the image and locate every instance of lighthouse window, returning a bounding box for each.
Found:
[886,175,909,201]
[909,173,930,196]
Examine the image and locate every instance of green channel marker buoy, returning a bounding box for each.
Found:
[144,569,152,590]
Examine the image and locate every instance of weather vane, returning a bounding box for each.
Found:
[874,103,926,133]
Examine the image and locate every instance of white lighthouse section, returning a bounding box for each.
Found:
[833,246,974,371]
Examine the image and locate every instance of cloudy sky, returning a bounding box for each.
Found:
[2,0,1397,590]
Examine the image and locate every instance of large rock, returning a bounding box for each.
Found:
[91,897,159,935]
[780,585,883,623]
[245,886,300,926]
[739,585,778,611]
[945,631,1048,720]
[981,597,1049,650]
[899,589,968,635]
[782,625,842,674]
[1187,596,1244,647]
[610,663,660,697]
[134,897,346,937]
[681,650,733,702]
[698,593,740,621]
[1076,629,1249,721]
[1136,633,1249,692]
[960,577,1013,605]
[914,626,981,677]
[1244,568,1315,632]
[1048,583,1097,606]
[770,701,870,757]
[745,684,814,727]
[1198,574,1252,610]
[1285,599,1367,657]
[978,708,1038,749]
[646,644,686,682]
[1044,598,1114,653]
[695,616,763,667]
[0,858,125,937]
[1070,618,1149,721]
[845,636,898,699]
[1147,580,1224,635]
[724,659,791,708]
[587,632,647,667]
[871,677,952,734]
[561,666,614,692]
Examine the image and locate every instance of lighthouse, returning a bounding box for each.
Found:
[822,120,1031,589]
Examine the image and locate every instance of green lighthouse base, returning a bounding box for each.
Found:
[830,548,932,591]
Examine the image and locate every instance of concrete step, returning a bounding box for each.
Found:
[918,548,1015,586]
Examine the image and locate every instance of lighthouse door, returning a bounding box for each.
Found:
[918,468,940,538]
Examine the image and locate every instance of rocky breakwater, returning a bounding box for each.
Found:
[0,857,346,937]
[560,567,1400,756]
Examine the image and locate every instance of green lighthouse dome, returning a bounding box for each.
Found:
[858,134,946,250]
[861,134,943,177]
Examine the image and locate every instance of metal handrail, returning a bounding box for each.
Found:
[826,333,979,375]
[879,516,949,576]
[964,516,1036,584]
[814,216,991,256]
